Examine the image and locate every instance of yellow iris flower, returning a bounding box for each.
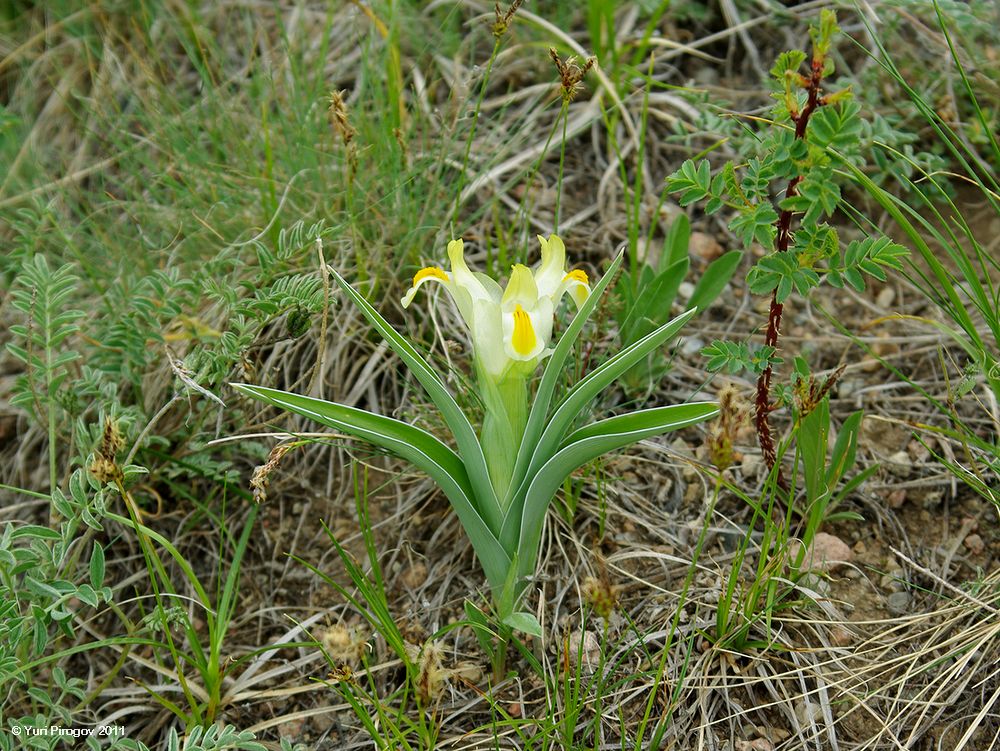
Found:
[401,234,591,379]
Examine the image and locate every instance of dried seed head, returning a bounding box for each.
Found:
[91,417,124,483]
[413,640,447,704]
[405,640,481,704]
[549,48,596,103]
[250,443,296,504]
[100,417,125,459]
[328,90,355,146]
[328,664,356,684]
[320,623,369,664]
[89,455,122,485]
[708,385,750,470]
[794,363,845,418]
[582,575,619,619]
[492,0,524,38]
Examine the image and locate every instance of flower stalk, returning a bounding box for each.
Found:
[477,366,528,501]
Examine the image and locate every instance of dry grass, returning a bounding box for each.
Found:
[1,1,997,749]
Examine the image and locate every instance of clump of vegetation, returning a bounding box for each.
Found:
[1,2,996,750]
[667,10,909,482]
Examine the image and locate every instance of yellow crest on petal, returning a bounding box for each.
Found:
[414,267,449,284]
[563,269,588,285]
[510,304,537,356]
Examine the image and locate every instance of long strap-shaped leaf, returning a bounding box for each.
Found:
[507,402,719,576]
[327,268,503,533]
[231,383,511,594]
[505,251,625,507]
[509,307,699,512]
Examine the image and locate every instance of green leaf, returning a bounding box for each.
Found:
[810,9,840,59]
[809,101,862,152]
[507,252,624,508]
[792,223,839,265]
[827,410,863,487]
[798,397,830,502]
[740,159,778,202]
[747,253,820,303]
[619,258,688,346]
[525,308,700,484]
[833,236,909,292]
[729,202,778,249]
[662,213,691,270]
[503,611,542,637]
[688,250,742,313]
[701,340,751,374]
[780,168,841,225]
[463,600,498,656]
[75,584,99,608]
[89,542,105,590]
[327,268,501,530]
[508,402,719,580]
[231,384,512,594]
[666,159,713,207]
[769,49,807,82]
[10,525,61,541]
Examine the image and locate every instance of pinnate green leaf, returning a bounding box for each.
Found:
[729,202,778,249]
[809,101,862,152]
[666,159,713,207]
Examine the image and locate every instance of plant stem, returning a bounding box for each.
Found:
[554,100,569,233]
[451,38,502,221]
[477,365,528,501]
[754,57,826,481]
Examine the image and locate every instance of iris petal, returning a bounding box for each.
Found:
[401,266,451,307]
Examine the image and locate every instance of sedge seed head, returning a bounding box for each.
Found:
[582,575,619,619]
[328,90,356,146]
[708,385,750,470]
[250,443,295,504]
[549,48,596,103]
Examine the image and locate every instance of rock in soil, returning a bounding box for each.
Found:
[793,532,853,573]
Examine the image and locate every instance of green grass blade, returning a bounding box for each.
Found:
[619,258,688,345]
[231,383,511,593]
[327,267,502,531]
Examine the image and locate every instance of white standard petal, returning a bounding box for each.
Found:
[533,234,567,300]
[470,297,507,378]
[447,238,499,328]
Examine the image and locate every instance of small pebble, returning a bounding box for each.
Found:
[795,701,822,725]
[836,378,865,399]
[830,626,854,647]
[689,231,724,261]
[964,533,985,555]
[887,591,911,615]
[876,287,896,308]
[565,630,601,670]
[886,488,907,509]
[886,450,912,477]
[681,334,702,355]
[795,532,853,572]
[401,562,428,589]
